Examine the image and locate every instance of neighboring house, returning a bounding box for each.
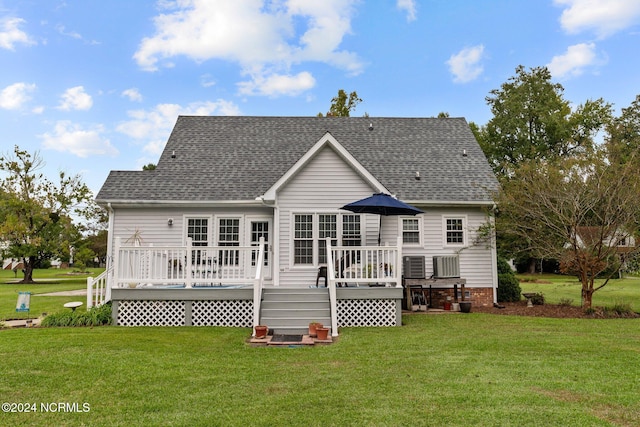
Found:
[93,116,500,334]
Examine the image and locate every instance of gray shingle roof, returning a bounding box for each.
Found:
[96,116,498,204]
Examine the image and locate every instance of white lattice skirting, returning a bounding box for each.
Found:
[118,300,185,326]
[192,300,253,327]
[337,299,397,327]
[117,300,253,327]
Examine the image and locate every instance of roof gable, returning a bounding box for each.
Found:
[261,132,388,201]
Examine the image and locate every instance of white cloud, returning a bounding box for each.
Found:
[555,0,640,38]
[122,88,143,102]
[133,0,362,96]
[40,121,118,158]
[0,82,36,110]
[116,100,241,155]
[547,43,599,79]
[58,86,93,111]
[397,0,417,22]
[238,71,315,97]
[446,45,485,83]
[0,17,35,50]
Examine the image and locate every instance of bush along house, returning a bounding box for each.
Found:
[90,116,500,336]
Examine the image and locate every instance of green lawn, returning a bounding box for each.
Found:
[1,314,639,426]
[0,268,104,321]
[518,274,640,309]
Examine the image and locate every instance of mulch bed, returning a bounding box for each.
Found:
[471,300,640,319]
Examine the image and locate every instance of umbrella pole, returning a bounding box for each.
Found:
[378,216,382,246]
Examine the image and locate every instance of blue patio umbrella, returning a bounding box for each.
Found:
[341,193,423,244]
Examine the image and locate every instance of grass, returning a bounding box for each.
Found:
[518,274,640,309]
[0,268,104,321]
[1,315,639,426]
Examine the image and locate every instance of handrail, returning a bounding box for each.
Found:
[326,238,338,337]
[252,237,265,332]
[87,267,111,308]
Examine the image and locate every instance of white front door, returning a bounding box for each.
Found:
[248,218,272,280]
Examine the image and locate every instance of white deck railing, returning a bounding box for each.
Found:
[326,237,402,337]
[112,237,263,288]
[87,267,111,308]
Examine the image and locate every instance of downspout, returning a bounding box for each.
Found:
[490,209,498,304]
[105,202,115,302]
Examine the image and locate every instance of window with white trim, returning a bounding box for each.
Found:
[187,218,209,246]
[444,217,465,245]
[318,214,337,264]
[293,213,361,266]
[294,214,314,265]
[342,215,361,247]
[219,218,240,265]
[402,218,421,245]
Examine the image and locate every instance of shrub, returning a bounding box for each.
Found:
[558,298,574,307]
[530,293,545,305]
[41,302,112,327]
[497,257,521,302]
[603,303,635,318]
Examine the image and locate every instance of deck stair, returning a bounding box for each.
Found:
[260,287,331,335]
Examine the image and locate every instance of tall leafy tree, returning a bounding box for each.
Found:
[477,65,612,178]
[0,146,94,283]
[496,152,640,308]
[318,89,362,117]
[606,94,640,165]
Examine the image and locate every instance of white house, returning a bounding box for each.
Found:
[91,116,500,335]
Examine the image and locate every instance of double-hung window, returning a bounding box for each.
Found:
[219,218,240,265]
[187,217,209,265]
[294,214,314,265]
[318,214,337,264]
[402,218,421,245]
[444,217,465,246]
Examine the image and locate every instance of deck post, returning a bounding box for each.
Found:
[87,276,94,308]
[185,238,193,288]
[113,237,121,290]
[396,236,403,288]
[327,238,338,337]
[252,237,265,333]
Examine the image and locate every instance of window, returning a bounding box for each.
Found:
[402,218,420,245]
[292,213,361,266]
[294,214,314,265]
[342,215,361,246]
[187,217,209,265]
[318,214,337,264]
[251,221,269,266]
[445,217,465,245]
[187,218,209,246]
[219,218,240,265]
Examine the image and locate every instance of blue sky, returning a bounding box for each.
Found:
[1,0,640,194]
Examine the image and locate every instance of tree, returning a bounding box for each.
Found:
[0,146,94,283]
[477,65,612,178]
[318,89,362,117]
[606,94,640,165]
[496,152,640,308]
[142,163,156,170]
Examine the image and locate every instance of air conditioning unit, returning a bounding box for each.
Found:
[403,256,425,279]
[433,255,460,278]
